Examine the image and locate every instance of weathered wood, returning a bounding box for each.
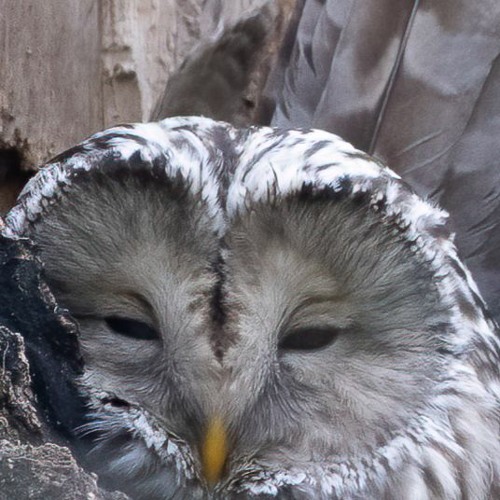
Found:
[0,1,102,167]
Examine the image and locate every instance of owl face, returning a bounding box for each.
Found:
[27,168,222,497]
[30,170,220,432]
[7,117,500,499]
[221,195,446,461]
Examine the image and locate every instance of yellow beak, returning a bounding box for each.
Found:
[201,416,228,486]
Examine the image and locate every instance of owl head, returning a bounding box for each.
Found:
[5,117,500,499]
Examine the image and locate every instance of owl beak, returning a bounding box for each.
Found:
[201,415,228,486]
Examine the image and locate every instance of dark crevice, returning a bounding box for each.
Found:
[0,147,33,214]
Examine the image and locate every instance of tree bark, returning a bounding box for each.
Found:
[0,221,129,499]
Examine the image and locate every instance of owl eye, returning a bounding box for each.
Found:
[279,327,340,351]
[105,317,160,341]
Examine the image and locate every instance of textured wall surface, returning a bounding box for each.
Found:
[102,0,181,126]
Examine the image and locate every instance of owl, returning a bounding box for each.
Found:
[4,0,500,498]
[4,115,500,499]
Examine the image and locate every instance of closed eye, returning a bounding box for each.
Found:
[105,317,160,341]
[279,327,340,351]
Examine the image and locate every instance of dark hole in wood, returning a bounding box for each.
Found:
[0,147,33,214]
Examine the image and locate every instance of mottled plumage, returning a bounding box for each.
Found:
[4,0,500,498]
[5,116,500,498]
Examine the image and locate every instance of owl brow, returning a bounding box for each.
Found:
[290,293,350,316]
[74,291,157,323]
[121,291,156,319]
[280,294,354,333]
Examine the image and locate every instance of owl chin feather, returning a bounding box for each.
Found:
[74,386,206,500]
[222,396,500,499]
[75,384,499,499]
